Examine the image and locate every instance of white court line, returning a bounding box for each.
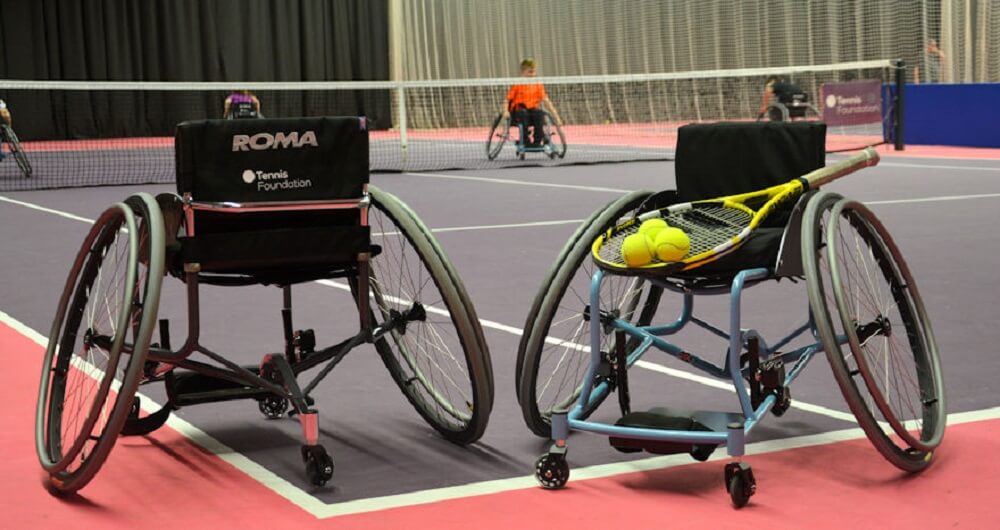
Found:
[7,303,998,517]
[868,193,1000,205]
[429,218,585,233]
[879,162,1000,172]
[0,195,97,223]
[404,172,630,193]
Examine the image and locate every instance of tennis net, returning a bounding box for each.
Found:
[0,60,902,191]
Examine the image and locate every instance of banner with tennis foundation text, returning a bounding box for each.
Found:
[821,80,883,126]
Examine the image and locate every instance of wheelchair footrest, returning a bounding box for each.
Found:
[609,407,742,457]
[169,367,274,407]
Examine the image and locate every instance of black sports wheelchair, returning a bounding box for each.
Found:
[1,122,32,178]
[516,122,945,507]
[758,87,821,122]
[226,99,263,120]
[36,117,494,493]
[487,105,566,161]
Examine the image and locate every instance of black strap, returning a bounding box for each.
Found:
[615,330,631,416]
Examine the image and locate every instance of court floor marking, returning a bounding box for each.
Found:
[8,300,997,518]
[879,162,1000,171]
[404,172,631,193]
[0,190,992,516]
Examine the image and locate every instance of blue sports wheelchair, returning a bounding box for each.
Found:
[515,122,945,507]
[487,107,567,161]
[35,117,494,493]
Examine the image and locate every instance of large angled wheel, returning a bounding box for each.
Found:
[366,186,494,445]
[542,112,566,159]
[826,198,945,469]
[803,192,944,472]
[517,190,663,437]
[36,193,165,492]
[2,123,32,178]
[486,113,510,161]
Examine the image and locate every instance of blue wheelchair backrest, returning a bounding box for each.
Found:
[175,116,369,203]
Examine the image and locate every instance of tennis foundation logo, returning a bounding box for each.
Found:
[241,168,313,191]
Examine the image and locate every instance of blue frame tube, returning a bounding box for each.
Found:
[564,266,831,455]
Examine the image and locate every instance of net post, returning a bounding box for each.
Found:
[892,59,905,151]
[395,85,409,164]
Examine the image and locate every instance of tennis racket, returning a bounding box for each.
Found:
[592,147,880,273]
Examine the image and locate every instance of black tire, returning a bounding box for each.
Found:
[36,194,164,492]
[826,199,945,469]
[543,112,567,159]
[2,123,32,178]
[515,190,650,398]
[803,193,944,472]
[517,190,663,437]
[486,113,509,160]
[367,186,494,444]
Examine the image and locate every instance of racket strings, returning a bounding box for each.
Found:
[596,205,752,268]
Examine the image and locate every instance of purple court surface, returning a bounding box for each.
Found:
[2,151,1000,511]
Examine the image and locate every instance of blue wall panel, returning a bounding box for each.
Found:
[904,83,1000,148]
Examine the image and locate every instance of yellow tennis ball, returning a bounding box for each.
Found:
[637,218,669,240]
[621,233,655,267]
[653,227,690,262]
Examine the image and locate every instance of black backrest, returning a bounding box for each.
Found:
[172,117,371,277]
[176,116,368,202]
[675,121,826,202]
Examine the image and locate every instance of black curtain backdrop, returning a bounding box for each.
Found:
[0,0,390,140]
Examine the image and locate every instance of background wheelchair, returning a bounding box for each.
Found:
[226,101,264,119]
[35,117,494,493]
[758,91,821,122]
[486,109,566,161]
[1,123,32,178]
[515,122,945,507]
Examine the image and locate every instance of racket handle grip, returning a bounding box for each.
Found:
[804,146,880,189]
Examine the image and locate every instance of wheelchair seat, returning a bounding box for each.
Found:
[172,116,370,285]
[663,121,826,287]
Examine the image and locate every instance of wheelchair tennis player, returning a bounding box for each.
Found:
[223,89,263,119]
[499,58,563,149]
[0,98,32,178]
[759,76,819,122]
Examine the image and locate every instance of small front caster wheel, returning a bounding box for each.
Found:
[724,462,756,508]
[302,445,334,487]
[258,396,288,419]
[535,453,570,489]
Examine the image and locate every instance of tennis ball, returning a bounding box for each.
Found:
[653,227,690,262]
[621,233,655,267]
[637,218,669,240]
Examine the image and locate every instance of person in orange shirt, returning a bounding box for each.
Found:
[501,58,562,147]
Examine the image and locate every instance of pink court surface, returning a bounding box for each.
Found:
[3,322,999,528]
[3,144,1000,528]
